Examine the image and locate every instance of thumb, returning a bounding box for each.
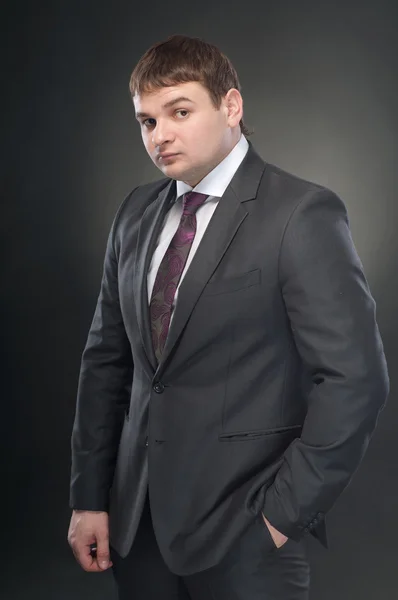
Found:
[95,532,111,570]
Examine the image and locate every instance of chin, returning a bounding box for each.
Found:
[160,165,185,180]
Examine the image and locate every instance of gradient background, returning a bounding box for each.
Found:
[2,0,397,598]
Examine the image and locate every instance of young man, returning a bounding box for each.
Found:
[68,35,389,599]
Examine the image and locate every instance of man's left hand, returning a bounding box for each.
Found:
[261,513,289,549]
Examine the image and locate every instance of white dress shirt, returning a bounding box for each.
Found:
[147,134,249,325]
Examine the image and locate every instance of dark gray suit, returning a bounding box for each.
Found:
[70,141,389,577]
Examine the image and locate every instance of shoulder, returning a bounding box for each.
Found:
[113,176,171,226]
[260,161,348,220]
[263,161,329,197]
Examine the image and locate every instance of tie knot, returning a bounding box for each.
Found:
[182,191,208,216]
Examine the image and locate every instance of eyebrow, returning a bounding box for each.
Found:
[135,96,196,120]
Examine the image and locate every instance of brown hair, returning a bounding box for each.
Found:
[129,34,253,137]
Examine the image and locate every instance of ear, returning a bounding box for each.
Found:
[224,88,243,127]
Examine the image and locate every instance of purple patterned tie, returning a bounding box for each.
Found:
[149,191,209,362]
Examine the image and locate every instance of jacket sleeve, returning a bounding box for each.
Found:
[262,188,389,541]
[69,191,136,512]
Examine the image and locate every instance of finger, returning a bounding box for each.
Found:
[95,534,112,570]
[73,542,106,572]
[90,544,113,570]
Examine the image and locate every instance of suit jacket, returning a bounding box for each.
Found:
[70,141,389,576]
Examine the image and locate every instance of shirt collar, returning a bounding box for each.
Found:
[175,134,249,201]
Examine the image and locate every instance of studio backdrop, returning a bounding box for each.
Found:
[2,1,397,599]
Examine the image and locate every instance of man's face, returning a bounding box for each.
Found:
[133,81,241,187]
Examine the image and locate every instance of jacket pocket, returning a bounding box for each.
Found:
[202,268,260,297]
[218,424,302,442]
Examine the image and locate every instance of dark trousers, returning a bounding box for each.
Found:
[110,491,310,600]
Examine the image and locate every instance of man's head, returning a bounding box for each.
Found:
[130,35,251,187]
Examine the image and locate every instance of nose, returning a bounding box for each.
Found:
[151,119,174,147]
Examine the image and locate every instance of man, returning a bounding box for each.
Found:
[68,34,389,599]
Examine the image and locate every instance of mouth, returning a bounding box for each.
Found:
[157,153,179,162]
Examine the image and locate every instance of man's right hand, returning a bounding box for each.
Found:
[68,510,113,572]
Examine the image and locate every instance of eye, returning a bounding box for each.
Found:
[175,109,189,119]
[142,118,156,128]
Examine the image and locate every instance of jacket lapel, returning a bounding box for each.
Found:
[134,143,266,378]
[134,179,176,373]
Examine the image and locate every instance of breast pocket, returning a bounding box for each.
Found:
[202,268,261,297]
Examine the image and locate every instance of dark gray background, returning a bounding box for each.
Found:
[2,0,397,598]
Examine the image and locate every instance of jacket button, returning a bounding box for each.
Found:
[153,382,165,393]
[145,437,148,447]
